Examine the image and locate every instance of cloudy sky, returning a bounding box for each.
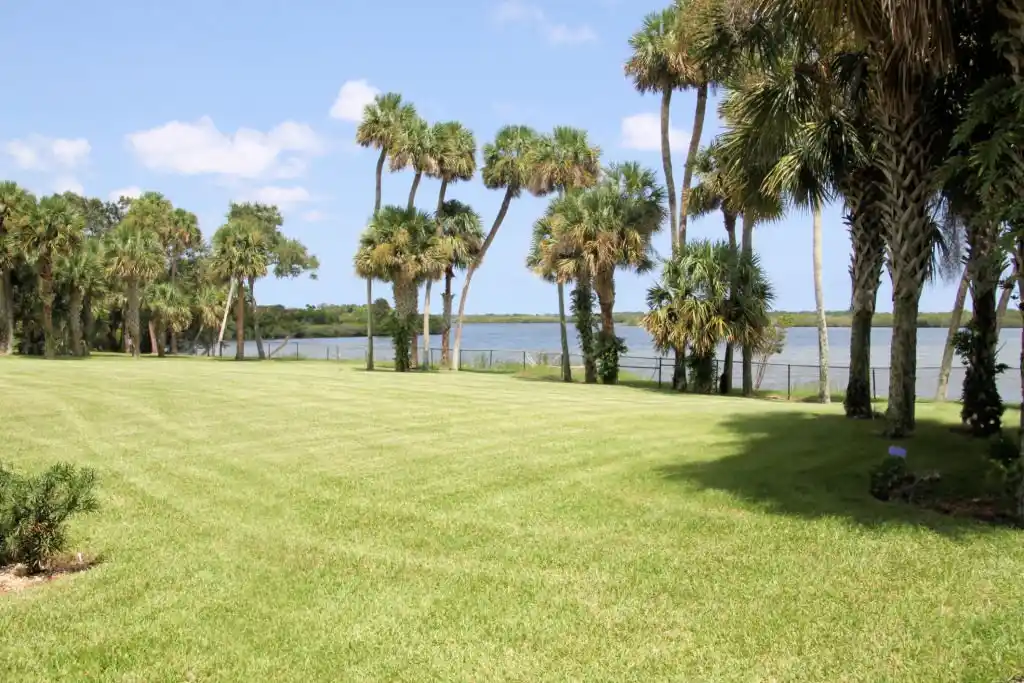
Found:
[2,0,961,314]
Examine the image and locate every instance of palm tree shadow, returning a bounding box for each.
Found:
[656,408,1012,537]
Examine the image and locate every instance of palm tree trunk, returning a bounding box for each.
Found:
[407,171,422,212]
[393,279,415,372]
[557,281,572,383]
[0,268,12,355]
[812,202,830,404]
[40,267,55,360]
[423,179,449,370]
[573,276,598,385]
[452,187,515,371]
[217,279,236,356]
[678,82,709,247]
[441,266,454,367]
[722,210,738,394]
[962,217,1003,436]
[148,319,160,356]
[845,190,884,417]
[366,147,386,371]
[660,86,678,252]
[741,213,755,396]
[69,289,84,357]
[410,286,419,369]
[936,268,969,401]
[996,260,1017,335]
[248,276,265,360]
[127,280,141,358]
[366,279,375,370]
[83,294,95,357]
[234,277,245,361]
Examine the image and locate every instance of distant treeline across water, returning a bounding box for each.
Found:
[248,303,1012,340]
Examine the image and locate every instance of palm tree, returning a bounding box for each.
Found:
[549,163,666,384]
[56,238,105,356]
[354,206,445,371]
[165,208,200,354]
[211,219,271,361]
[105,222,164,358]
[0,182,34,355]
[670,0,720,245]
[22,195,85,358]
[391,115,438,211]
[435,200,483,367]
[527,127,602,381]
[625,6,684,247]
[146,282,193,358]
[422,121,476,368]
[357,93,419,371]
[451,125,541,370]
[527,213,577,379]
[643,239,774,392]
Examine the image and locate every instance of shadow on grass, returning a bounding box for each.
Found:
[657,408,1015,536]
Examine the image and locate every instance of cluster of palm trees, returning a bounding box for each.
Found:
[625,0,1024,440]
[0,184,316,359]
[352,94,698,383]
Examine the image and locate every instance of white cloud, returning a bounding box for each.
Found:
[246,185,312,209]
[108,186,143,202]
[125,117,324,180]
[494,1,597,45]
[5,135,91,171]
[330,79,380,122]
[301,210,327,222]
[53,176,85,195]
[621,113,689,151]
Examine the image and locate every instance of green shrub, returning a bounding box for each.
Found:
[0,463,99,574]
[596,333,628,385]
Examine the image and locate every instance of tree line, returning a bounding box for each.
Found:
[0,188,317,360]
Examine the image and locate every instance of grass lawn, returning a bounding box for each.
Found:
[1,357,1022,682]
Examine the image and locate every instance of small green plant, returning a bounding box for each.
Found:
[0,462,99,574]
[869,456,911,501]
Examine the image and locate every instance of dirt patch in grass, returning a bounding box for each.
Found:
[0,553,99,593]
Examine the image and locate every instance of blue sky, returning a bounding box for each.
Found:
[2,0,961,314]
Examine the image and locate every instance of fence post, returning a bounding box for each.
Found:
[657,356,663,388]
[787,364,792,400]
[872,367,877,399]
[523,350,527,370]
[489,349,494,368]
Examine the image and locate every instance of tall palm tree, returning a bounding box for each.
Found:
[0,182,35,355]
[56,238,105,356]
[528,127,602,381]
[105,222,164,358]
[193,283,226,355]
[435,200,483,367]
[356,92,418,370]
[422,121,477,368]
[22,195,85,358]
[146,282,193,358]
[527,213,577,380]
[391,115,438,211]
[354,206,445,372]
[451,125,541,370]
[626,6,685,247]
[670,0,719,245]
[211,219,271,361]
[165,208,200,354]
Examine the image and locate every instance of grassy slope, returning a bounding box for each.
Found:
[0,358,1022,682]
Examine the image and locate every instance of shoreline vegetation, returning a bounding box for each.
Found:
[254,304,1008,339]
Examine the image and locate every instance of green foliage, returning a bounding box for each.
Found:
[390,308,414,372]
[952,323,1006,436]
[0,462,98,574]
[570,283,597,382]
[596,332,628,385]
[869,456,911,502]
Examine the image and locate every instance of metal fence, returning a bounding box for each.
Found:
[212,340,1015,402]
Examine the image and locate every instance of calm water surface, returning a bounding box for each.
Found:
[225,323,1024,400]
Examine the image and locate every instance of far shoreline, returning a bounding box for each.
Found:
[460,312,1013,329]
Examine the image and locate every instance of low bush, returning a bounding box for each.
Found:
[0,462,99,574]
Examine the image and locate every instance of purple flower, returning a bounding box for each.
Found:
[888,446,907,458]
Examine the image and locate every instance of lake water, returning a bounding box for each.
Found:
[222,323,1024,401]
